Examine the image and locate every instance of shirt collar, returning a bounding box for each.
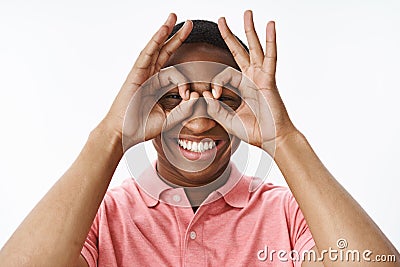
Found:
[135,161,251,208]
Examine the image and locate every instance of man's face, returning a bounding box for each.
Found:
[152,43,242,186]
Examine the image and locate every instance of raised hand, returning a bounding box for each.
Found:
[204,10,296,155]
[101,13,193,147]
[122,66,198,150]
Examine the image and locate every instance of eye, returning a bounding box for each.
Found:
[218,94,241,111]
[219,96,234,102]
[165,94,182,100]
[158,93,182,110]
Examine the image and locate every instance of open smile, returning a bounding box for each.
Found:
[177,139,218,152]
[172,137,226,161]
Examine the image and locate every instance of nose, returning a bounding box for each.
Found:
[183,83,216,133]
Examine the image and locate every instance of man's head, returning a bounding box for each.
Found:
[153,20,248,186]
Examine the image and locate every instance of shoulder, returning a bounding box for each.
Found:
[245,176,299,213]
[101,178,143,211]
[248,176,292,202]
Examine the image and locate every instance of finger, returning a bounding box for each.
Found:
[155,20,194,72]
[149,13,179,71]
[164,13,178,36]
[156,66,190,100]
[244,10,264,67]
[211,67,243,99]
[217,17,250,72]
[136,14,177,69]
[261,21,277,77]
[204,92,251,143]
[126,14,177,85]
[202,91,238,136]
[163,94,199,131]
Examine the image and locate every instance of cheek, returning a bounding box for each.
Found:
[230,136,241,153]
[152,137,164,155]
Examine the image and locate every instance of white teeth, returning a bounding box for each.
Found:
[204,142,209,150]
[192,142,198,152]
[177,139,217,153]
[199,142,204,152]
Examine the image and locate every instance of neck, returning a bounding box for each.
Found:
[184,166,231,206]
[157,162,231,206]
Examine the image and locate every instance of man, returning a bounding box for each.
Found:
[0,11,399,267]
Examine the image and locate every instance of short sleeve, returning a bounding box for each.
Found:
[287,193,316,267]
[80,209,100,267]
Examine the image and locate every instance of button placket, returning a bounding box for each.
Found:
[184,223,205,266]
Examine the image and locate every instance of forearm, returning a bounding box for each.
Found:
[274,130,399,266]
[0,123,122,267]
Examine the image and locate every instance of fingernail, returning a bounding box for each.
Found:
[185,90,190,100]
[212,89,217,98]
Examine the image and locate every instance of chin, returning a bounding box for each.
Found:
[176,159,231,186]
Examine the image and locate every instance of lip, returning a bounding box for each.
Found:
[168,135,227,161]
[178,139,227,160]
[176,134,223,142]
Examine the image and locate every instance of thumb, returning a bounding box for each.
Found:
[163,94,199,132]
[203,91,249,142]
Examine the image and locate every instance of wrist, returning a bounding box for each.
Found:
[261,123,303,157]
[90,120,123,157]
[273,129,308,162]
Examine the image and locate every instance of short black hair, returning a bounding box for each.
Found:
[168,20,249,54]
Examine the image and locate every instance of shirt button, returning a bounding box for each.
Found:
[172,194,181,202]
[189,231,197,240]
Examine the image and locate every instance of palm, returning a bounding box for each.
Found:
[210,67,276,148]
[242,67,277,141]
[123,86,164,148]
[122,66,194,150]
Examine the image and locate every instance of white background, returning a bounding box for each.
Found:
[1,0,399,250]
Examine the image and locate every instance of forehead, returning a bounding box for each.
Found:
[164,43,237,68]
[163,43,238,83]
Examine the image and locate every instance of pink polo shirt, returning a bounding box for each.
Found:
[81,163,315,266]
